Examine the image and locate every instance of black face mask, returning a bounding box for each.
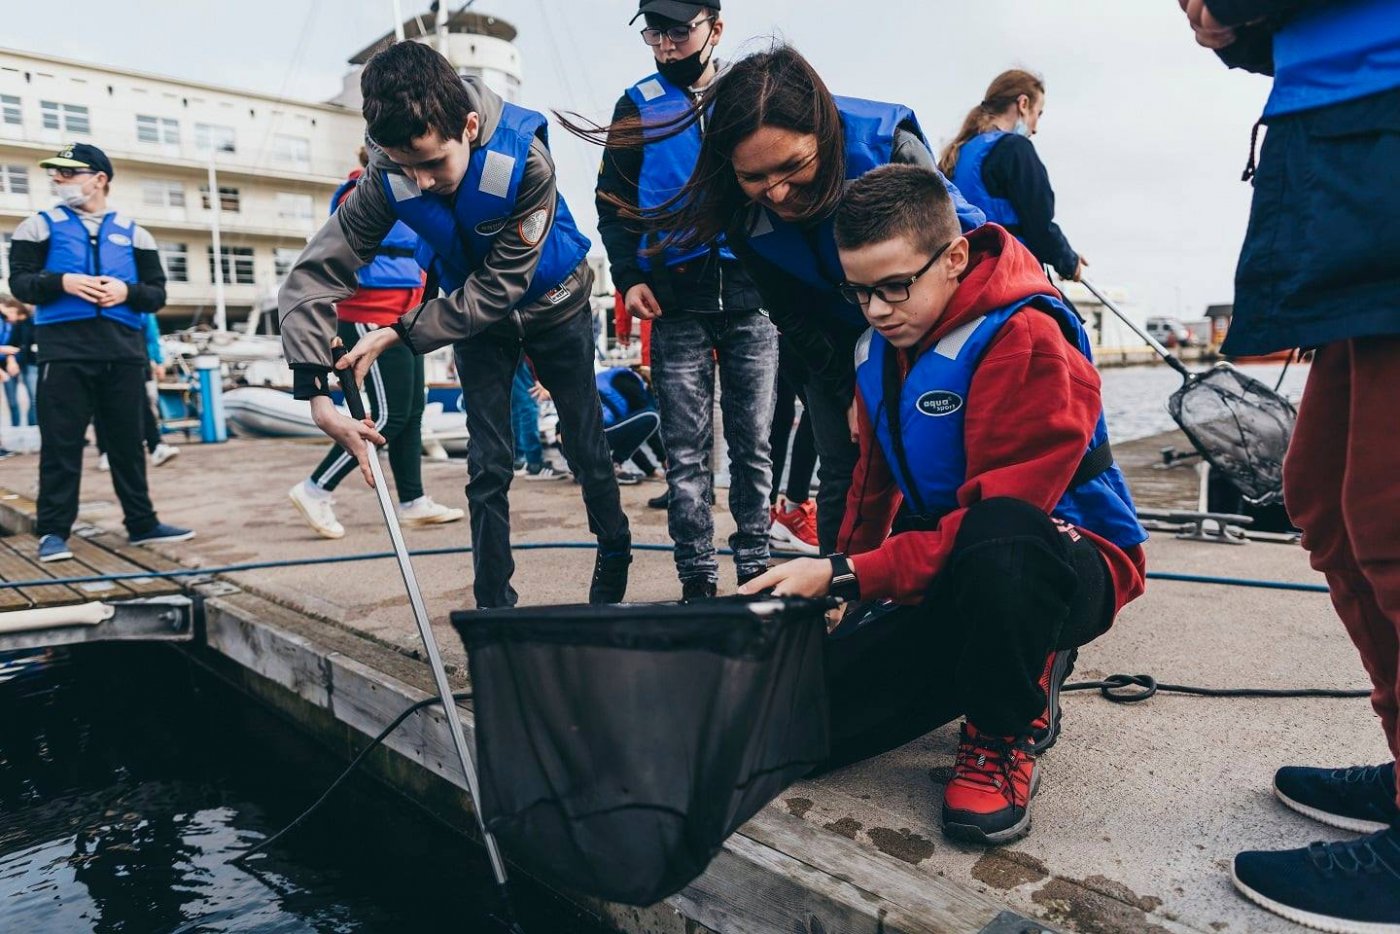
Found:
[657,40,715,89]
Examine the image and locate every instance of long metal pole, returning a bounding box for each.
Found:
[332,343,509,889]
[206,155,227,332]
[392,0,405,41]
[1080,278,1191,378]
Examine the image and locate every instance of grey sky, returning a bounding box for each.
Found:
[11,1,1273,320]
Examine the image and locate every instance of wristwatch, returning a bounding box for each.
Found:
[827,553,860,601]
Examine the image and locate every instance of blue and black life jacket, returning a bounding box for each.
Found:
[950,131,1021,230]
[853,292,1146,550]
[625,72,735,271]
[330,176,424,289]
[742,96,985,329]
[379,102,591,306]
[34,205,143,330]
[1265,0,1400,118]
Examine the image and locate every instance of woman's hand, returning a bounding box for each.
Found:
[625,283,663,320]
[310,395,386,487]
[738,558,834,598]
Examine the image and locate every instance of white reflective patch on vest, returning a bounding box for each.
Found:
[748,207,774,238]
[933,316,985,360]
[636,79,665,102]
[387,173,421,202]
[45,207,66,223]
[479,150,515,199]
[853,328,874,370]
[519,208,548,246]
[112,214,132,230]
[107,233,132,247]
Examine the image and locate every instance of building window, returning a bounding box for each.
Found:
[0,95,19,126]
[40,101,90,134]
[275,191,314,221]
[199,184,240,212]
[135,115,179,145]
[0,165,30,195]
[158,241,189,282]
[141,179,185,208]
[273,247,301,280]
[194,122,236,154]
[0,233,11,280]
[271,134,310,167]
[207,246,255,285]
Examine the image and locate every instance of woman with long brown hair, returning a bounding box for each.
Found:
[939,69,1085,282]
[562,43,984,553]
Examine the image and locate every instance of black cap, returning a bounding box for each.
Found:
[629,0,719,25]
[39,143,114,179]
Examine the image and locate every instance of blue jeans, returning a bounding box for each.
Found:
[510,361,543,468]
[651,309,778,584]
[5,366,35,427]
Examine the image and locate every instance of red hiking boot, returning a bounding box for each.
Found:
[942,721,1039,845]
[1028,648,1077,754]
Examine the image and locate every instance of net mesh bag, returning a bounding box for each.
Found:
[451,596,830,906]
[1167,364,1297,506]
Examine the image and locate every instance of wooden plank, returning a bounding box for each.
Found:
[0,488,38,535]
[86,530,189,579]
[0,537,87,607]
[66,535,180,597]
[3,534,140,601]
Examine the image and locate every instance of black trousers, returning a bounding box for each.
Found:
[823,497,1113,770]
[37,360,158,538]
[455,307,630,609]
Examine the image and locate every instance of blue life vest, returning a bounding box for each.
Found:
[595,367,649,428]
[853,293,1147,550]
[743,97,985,329]
[378,102,591,305]
[625,72,735,271]
[330,177,424,289]
[950,131,1021,230]
[35,205,143,330]
[1265,0,1400,117]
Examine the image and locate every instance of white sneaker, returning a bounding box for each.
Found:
[289,481,344,539]
[524,464,569,481]
[98,453,110,472]
[151,443,180,467]
[397,496,465,526]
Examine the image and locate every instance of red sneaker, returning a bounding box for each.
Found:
[1028,648,1078,754]
[942,721,1039,845]
[769,497,820,555]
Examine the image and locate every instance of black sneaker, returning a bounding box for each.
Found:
[588,546,631,604]
[1232,825,1400,933]
[736,567,767,589]
[0,448,16,461]
[647,490,670,510]
[1027,648,1078,754]
[681,578,717,602]
[1275,762,1398,834]
[129,522,196,545]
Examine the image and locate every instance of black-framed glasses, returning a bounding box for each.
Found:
[838,240,953,307]
[46,167,96,180]
[640,16,715,46]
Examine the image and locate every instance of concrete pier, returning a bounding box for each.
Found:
[0,432,1381,933]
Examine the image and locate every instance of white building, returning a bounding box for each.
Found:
[0,9,526,330]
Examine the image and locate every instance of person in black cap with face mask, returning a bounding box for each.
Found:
[596,0,779,601]
[5,143,194,563]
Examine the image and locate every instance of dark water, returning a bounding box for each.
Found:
[0,646,614,934]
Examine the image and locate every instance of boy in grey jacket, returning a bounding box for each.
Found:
[278,41,630,608]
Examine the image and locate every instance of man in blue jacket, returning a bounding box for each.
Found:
[6,144,193,562]
[1181,2,1400,929]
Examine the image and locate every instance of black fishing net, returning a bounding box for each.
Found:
[451,596,830,906]
[1167,363,1297,506]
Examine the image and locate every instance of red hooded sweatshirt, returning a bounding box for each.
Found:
[838,225,1147,615]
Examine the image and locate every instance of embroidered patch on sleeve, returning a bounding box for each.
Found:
[519,208,548,246]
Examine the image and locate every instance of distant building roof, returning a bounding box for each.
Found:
[348,10,518,64]
[1205,303,1234,318]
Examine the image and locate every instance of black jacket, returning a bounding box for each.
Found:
[979,134,1078,279]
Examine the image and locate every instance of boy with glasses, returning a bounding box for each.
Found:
[5,143,194,562]
[743,166,1147,845]
[596,0,778,600]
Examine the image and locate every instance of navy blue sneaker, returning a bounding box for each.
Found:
[129,523,195,545]
[1276,762,1398,833]
[1233,826,1400,933]
[37,534,72,562]
[588,545,631,604]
